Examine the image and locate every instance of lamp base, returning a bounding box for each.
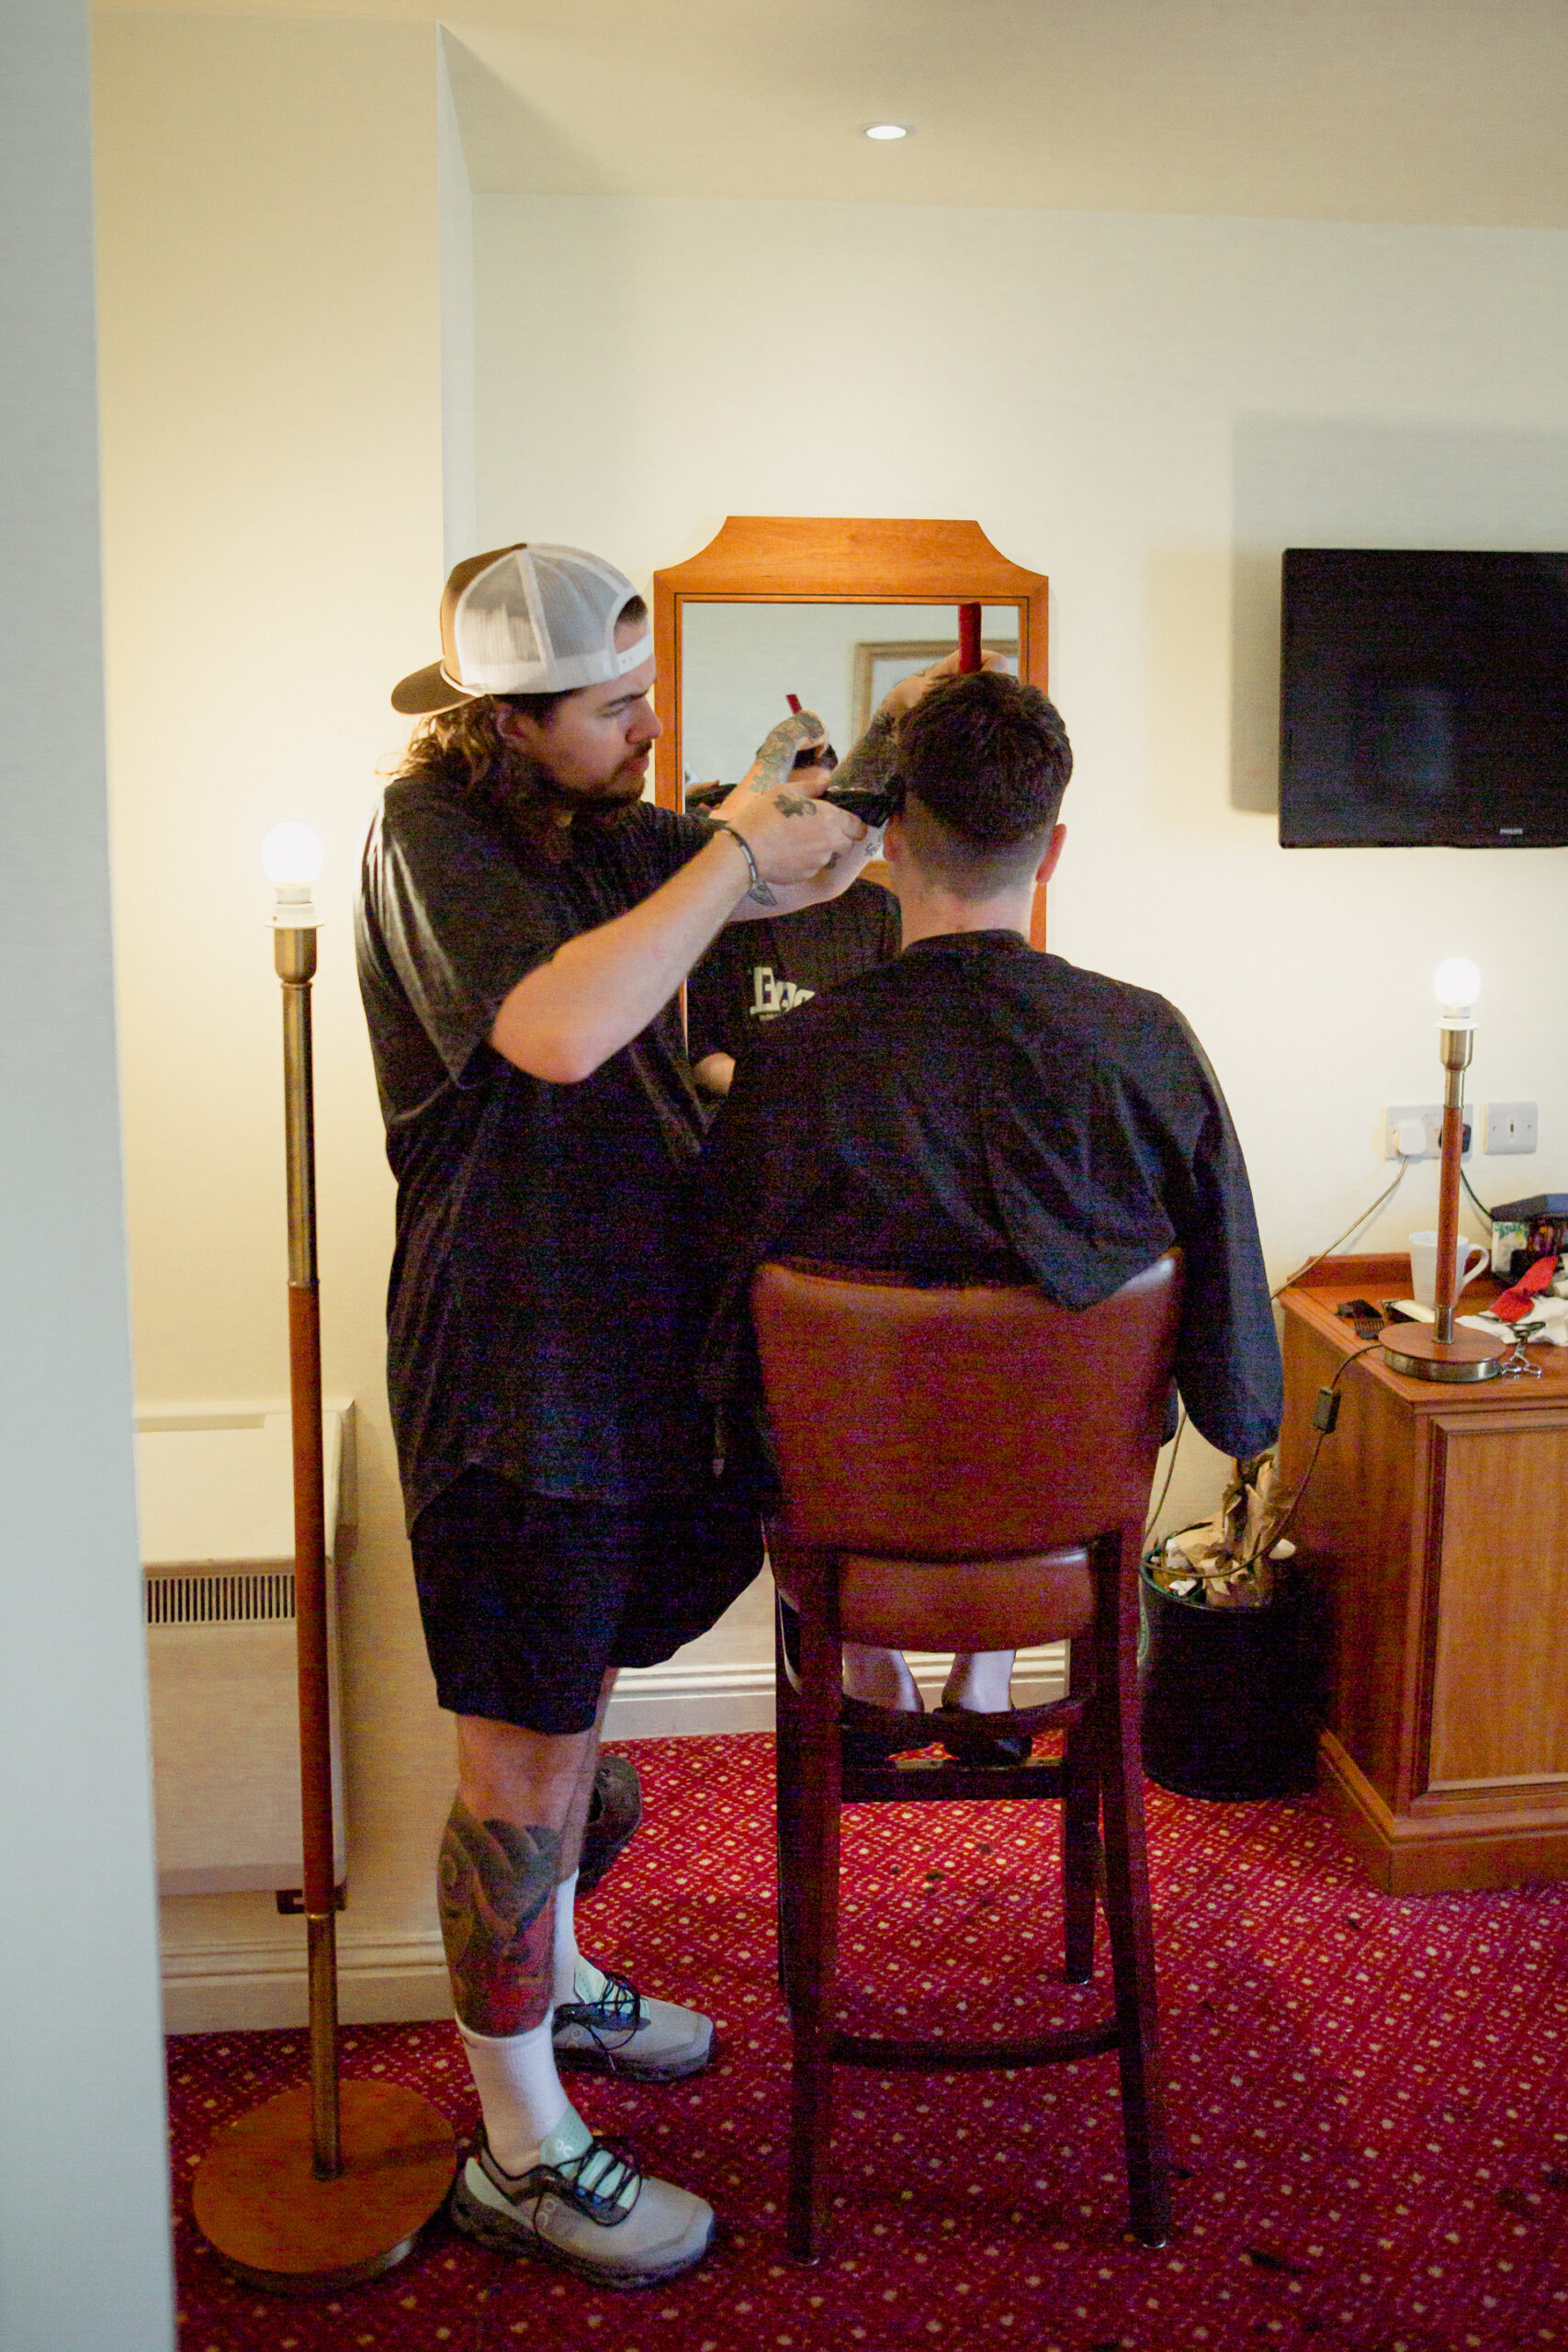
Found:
[1379,1324,1508,1383]
[192,2079,457,2295]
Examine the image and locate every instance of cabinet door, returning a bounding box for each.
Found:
[1427,1412,1568,1790]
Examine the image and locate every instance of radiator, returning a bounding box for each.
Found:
[139,1408,349,1898]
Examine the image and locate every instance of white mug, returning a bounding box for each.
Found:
[1408,1230,1488,1309]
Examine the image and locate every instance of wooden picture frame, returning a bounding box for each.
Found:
[850,637,1019,743]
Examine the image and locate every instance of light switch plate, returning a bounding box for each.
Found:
[1483,1102,1538,1155]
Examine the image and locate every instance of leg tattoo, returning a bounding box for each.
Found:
[439,1799,562,2035]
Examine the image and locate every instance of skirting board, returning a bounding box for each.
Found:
[161,1643,1068,2034]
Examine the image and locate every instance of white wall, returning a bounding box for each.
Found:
[94,12,457,2027]
[438,27,478,569]
[0,4,175,2346]
[476,193,1568,1521]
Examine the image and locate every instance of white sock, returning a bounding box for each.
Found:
[458,2014,570,2177]
[551,1868,607,2007]
[841,1642,921,1710]
[942,1649,1016,1713]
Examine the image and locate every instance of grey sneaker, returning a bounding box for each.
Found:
[553,1965,715,2083]
[449,2109,714,2289]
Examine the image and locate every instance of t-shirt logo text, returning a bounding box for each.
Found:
[750,967,816,1020]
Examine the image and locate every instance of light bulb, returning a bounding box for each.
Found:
[863,122,911,141]
[1433,956,1481,1015]
[262,822,323,887]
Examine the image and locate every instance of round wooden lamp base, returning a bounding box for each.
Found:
[192,2080,457,2295]
[1380,1323,1509,1384]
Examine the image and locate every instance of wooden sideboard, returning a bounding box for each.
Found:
[1279,1252,1568,1894]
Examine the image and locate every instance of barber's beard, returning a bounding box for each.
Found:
[490,749,645,859]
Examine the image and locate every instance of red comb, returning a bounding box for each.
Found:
[958,604,982,673]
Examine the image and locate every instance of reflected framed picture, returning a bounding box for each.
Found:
[851,638,1019,742]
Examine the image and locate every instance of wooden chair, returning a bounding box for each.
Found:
[751,1254,1183,2259]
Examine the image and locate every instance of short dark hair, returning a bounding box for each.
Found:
[894,671,1072,896]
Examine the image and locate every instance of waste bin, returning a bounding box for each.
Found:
[1138,1562,1320,1801]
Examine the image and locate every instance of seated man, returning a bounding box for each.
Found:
[698,669,1282,1743]
[692,666,1020,1755]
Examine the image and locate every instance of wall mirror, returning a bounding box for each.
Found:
[653,517,1050,941]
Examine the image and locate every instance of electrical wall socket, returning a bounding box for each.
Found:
[1383,1103,1473,1161]
[1483,1101,1538,1155]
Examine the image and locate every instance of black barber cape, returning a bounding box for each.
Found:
[687,878,900,1070]
[357,781,716,1527]
[698,930,1281,1460]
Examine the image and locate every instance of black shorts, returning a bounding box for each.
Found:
[411,1471,764,1736]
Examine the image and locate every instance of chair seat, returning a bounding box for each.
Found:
[772,1544,1094,1652]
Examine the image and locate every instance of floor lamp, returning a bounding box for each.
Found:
[191,824,456,2291]
[1379,957,1506,1385]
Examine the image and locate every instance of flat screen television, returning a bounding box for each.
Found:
[1279,548,1568,847]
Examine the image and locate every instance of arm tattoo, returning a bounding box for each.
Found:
[438,1799,561,2035]
[748,876,780,907]
[829,705,897,794]
[748,714,818,796]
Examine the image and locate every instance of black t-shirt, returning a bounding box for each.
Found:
[685,879,901,1069]
[700,931,1282,1461]
[355,779,716,1525]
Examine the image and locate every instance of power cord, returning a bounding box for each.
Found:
[1266,1338,1382,1555]
[1461,1167,1495,1229]
[1152,1159,1495,1556]
[1146,1155,1412,1547]
[1264,1170,1496,1558]
[1271,1157,1412,1302]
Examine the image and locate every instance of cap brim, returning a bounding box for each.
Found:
[390,661,479,717]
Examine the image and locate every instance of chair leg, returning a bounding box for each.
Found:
[774,1595,806,2008]
[785,1599,843,2263]
[1060,1641,1100,1984]
[1095,1532,1172,2249]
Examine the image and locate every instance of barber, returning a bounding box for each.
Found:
[356,542,872,2290]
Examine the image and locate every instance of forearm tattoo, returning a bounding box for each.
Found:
[829,705,897,793]
[748,714,819,796]
[438,1799,561,2036]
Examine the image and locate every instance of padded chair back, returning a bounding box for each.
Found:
[751,1253,1183,1564]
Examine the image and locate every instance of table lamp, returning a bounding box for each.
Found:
[1379,957,1507,1385]
[191,826,455,2292]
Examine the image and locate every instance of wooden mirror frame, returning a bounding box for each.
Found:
[652,515,1051,944]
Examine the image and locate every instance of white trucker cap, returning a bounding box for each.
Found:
[391,542,652,715]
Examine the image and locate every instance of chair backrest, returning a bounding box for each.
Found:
[750,1254,1183,1561]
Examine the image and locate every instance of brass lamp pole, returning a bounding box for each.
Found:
[1380,958,1506,1385]
[192,824,455,2292]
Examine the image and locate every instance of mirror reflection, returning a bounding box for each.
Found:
[681,601,1020,793]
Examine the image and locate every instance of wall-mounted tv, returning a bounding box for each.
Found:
[1279,548,1568,847]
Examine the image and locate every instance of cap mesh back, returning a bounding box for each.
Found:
[448,544,646,695]
[531,550,620,669]
[463,555,542,672]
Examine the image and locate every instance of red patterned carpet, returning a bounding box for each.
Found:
[168,1733,1568,2352]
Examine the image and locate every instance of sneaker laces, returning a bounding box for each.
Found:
[539,2131,643,2225]
[555,1966,645,2069]
[483,2122,643,2228]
